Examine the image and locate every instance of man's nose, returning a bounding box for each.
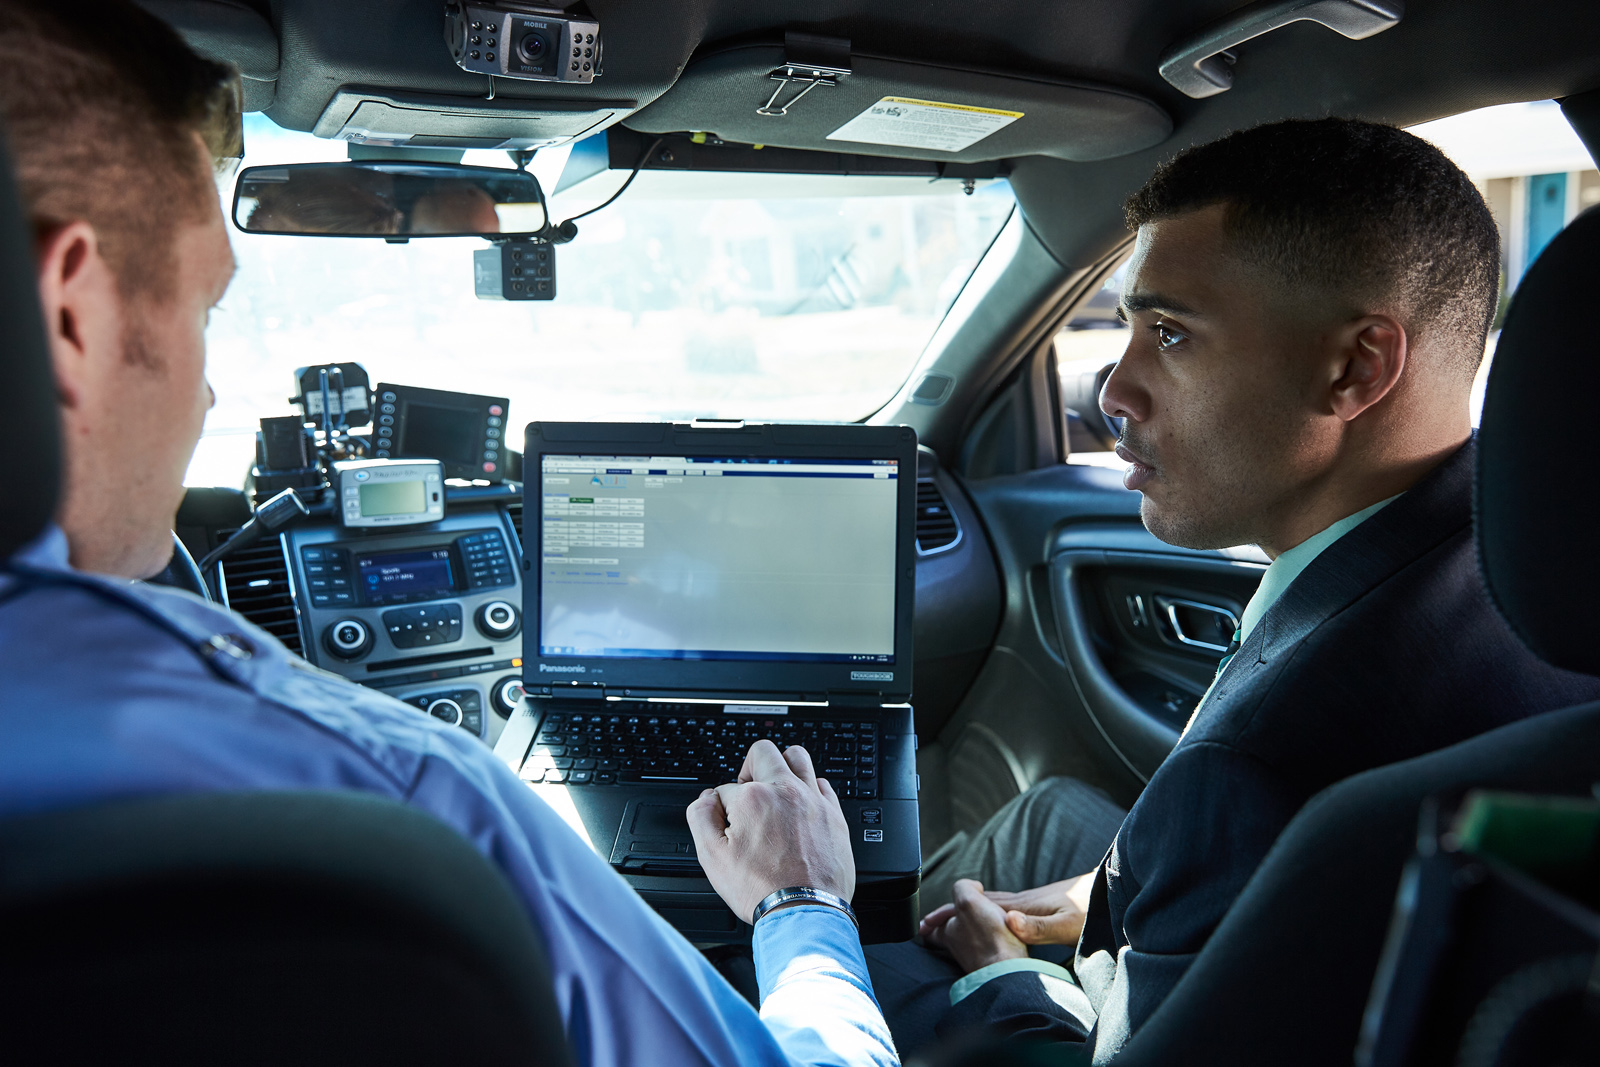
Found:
[1099,354,1148,424]
[205,379,216,411]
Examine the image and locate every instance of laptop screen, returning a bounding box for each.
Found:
[538,455,899,663]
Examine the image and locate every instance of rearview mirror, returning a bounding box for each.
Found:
[232,161,546,238]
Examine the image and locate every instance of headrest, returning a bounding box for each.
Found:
[1476,206,1600,676]
[0,133,60,559]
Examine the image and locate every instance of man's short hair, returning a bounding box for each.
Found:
[1124,118,1501,377]
[0,0,240,301]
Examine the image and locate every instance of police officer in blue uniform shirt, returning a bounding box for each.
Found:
[0,4,893,1066]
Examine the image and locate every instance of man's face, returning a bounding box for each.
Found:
[55,149,235,578]
[118,204,235,561]
[1100,205,1341,551]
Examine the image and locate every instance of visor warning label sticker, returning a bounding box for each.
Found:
[826,97,1023,153]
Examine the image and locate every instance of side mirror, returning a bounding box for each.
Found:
[232,161,546,238]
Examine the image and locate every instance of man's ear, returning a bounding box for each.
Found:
[1328,315,1407,422]
[35,220,120,411]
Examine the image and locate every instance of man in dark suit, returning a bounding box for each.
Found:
[865,118,1600,1055]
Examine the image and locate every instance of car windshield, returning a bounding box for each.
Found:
[189,115,1016,485]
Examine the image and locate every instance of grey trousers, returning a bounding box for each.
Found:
[865,777,1128,1057]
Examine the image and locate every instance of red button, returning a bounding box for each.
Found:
[489,405,503,416]
[483,461,497,472]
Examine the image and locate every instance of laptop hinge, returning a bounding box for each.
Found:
[826,690,887,708]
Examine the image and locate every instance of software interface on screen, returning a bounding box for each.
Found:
[539,455,899,662]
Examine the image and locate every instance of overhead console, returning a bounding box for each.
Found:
[626,31,1173,164]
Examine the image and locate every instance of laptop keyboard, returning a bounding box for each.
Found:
[519,703,881,798]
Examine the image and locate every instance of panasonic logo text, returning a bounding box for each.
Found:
[539,664,587,673]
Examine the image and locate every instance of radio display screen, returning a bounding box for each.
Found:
[358,479,427,518]
[356,547,457,605]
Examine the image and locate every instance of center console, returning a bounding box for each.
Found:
[287,507,525,745]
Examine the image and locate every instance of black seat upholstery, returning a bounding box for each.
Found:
[0,133,57,557]
[1105,181,1600,1063]
[0,792,573,1066]
[0,128,570,1062]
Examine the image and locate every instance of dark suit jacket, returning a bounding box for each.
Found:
[941,440,1600,1053]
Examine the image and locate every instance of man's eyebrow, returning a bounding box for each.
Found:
[1119,292,1201,318]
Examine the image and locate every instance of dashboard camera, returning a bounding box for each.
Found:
[474,239,555,301]
[445,2,601,84]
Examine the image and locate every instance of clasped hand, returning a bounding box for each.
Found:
[687,739,856,924]
[918,873,1096,974]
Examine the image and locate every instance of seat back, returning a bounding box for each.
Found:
[0,131,58,557]
[1109,702,1600,1067]
[0,791,573,1066]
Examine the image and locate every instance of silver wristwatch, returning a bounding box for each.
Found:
[751,886,859,930]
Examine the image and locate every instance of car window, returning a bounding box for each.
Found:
[188,115,1017,487]
[1055,100,1599,467]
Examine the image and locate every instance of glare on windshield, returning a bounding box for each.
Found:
[190,115,1015,487]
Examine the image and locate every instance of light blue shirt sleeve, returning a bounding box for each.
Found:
[0,528,898,1067]
[949,957,1077,1004]
[753,906,899,1067]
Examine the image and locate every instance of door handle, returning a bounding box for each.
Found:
[1154,596,1239,655]
[1158,0,1404,99]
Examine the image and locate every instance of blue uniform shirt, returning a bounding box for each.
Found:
[0,527,897,1067]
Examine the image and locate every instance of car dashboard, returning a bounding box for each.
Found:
[178,367,1004,761]
[281,500,526,744]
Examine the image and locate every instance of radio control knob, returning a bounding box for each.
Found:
[426,698,464,727]
[492,676,525,716]
[476,600,521,639]
[323,618,372,660]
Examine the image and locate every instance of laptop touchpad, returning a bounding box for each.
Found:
[631,803,691,839]
[607,800,700,867]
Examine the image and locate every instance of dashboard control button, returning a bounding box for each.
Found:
[323,618,372,660]
[476,600,521,639]
[426,698,463,727]
[492,676,525,716]
[382,603,464,648]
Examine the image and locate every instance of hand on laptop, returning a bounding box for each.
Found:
[919,873,1097,972]
[688,740,856,925]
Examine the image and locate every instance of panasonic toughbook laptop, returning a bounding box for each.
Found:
[495,421,921,943]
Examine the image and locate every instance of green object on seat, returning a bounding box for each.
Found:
[1452,788,1600,881]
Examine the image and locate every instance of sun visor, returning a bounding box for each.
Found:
[625,42,1172,164]
[312,87,636,152]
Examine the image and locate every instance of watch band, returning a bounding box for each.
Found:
[751,885,859,930]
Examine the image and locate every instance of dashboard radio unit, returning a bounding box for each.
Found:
[334,459,445,528]
[372,383,510,482]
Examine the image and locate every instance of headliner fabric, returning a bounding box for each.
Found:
[136,0,279,110]
[0,133,59,559]
[1476,206,1600,676]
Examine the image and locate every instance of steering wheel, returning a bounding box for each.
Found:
[148,532,213,602]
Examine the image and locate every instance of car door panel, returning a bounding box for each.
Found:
[1052,535,1264,781]
[938,463,1265,827]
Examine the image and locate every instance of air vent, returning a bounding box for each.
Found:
[217,530,303,655]
[505,500,523,550]
[915,478,961,555]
